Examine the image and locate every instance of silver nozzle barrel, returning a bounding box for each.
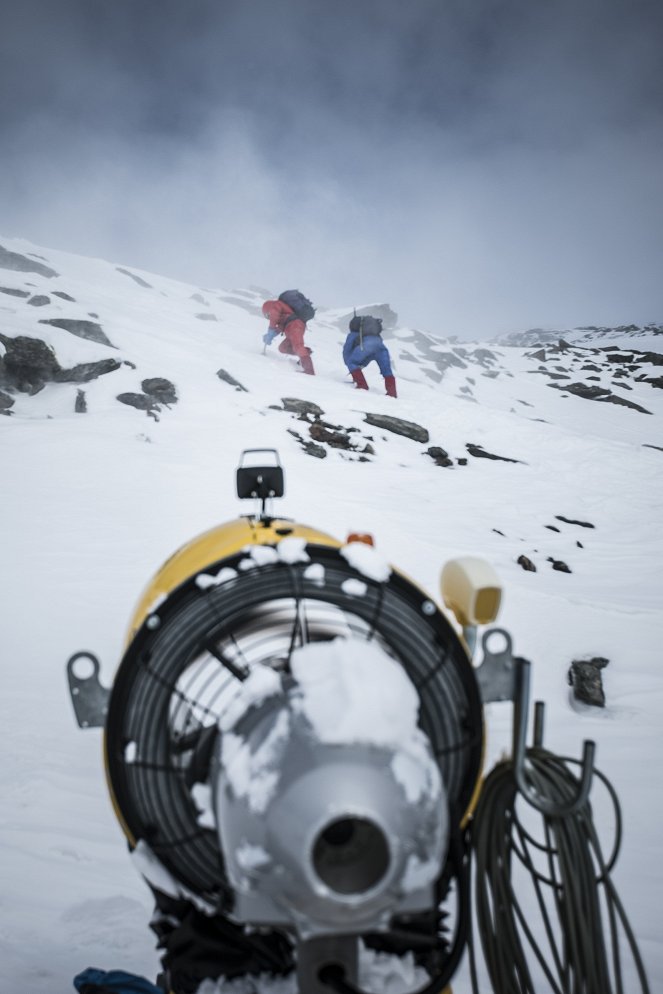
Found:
[212,640,449,938]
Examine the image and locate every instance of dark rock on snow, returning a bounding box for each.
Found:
[548,558,572,573]
[0,333,121,393]
[287,428,327,459]
[52,290,76,302]
[568,657,609,707]
[517,555,537,572]
[217,369,248,392]
[116,267,152,288]
[116,392,160,413]
[466,443,521,463]
[0,334,60,393]
[38,318,115,348]
[0,389,15,410]
[0,286,30,298]
[56,358,121,384]
[425,446,454,467]
[363,413,429,443]
[281,398,325,418]
[308,422,355,450]
[0,244,58,278]
[555,515,595,529]
[27,295,50,307]
[548,380,652,414]
[75,389,87,413]
[142,377,178,405]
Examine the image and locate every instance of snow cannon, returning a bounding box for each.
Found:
[66,450,503,994]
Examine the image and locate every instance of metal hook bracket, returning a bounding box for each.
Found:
[512,659,595,817]
[66,651,111,728]
[475,628,596,816]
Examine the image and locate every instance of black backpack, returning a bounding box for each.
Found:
[278,290,316,324]
[349,314,383,337]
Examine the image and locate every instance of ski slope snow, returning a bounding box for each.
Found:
[1,236,662,993]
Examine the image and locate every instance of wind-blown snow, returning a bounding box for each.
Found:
[1,236,662,993]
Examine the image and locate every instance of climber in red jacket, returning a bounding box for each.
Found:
[262,291,315,376]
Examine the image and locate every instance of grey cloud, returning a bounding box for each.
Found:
[1,0,662,336]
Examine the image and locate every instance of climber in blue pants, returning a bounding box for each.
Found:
[343,314,397,397]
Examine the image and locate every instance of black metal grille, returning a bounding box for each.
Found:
[105,545,483,906]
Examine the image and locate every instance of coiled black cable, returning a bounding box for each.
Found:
[468,748,650,994]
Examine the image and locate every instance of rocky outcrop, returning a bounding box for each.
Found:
[0,333,121,394]
[0,245,58,278]
[0,334,61,393]
[287,428,326,458]
[548,380,652,414]
[38,318,115,348]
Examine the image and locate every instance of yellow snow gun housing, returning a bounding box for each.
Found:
[55,449,595,994]
[66,452,650,994]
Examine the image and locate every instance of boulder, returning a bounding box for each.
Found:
[425,446,453,467]
[75,389,87,413]
[363,413,429,443]
[568,657,609,707]
[0,389,15,410]
[142,377,178,405]
[517,555,537,572]
[0,334,59,393]
[117,392,159,413]
[38,318,115,348]
[27,295,50,307]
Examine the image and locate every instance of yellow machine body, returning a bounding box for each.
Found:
[126,517,343,643]
[109,515,486,839]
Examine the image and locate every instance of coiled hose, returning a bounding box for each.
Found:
[468,748,650,994]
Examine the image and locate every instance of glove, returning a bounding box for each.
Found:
[263,328,278,345]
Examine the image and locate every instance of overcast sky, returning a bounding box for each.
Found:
[2,0,662,337]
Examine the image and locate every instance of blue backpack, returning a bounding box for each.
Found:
[278,289,315,323]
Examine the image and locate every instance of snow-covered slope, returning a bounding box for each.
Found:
[1,236,662,993]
